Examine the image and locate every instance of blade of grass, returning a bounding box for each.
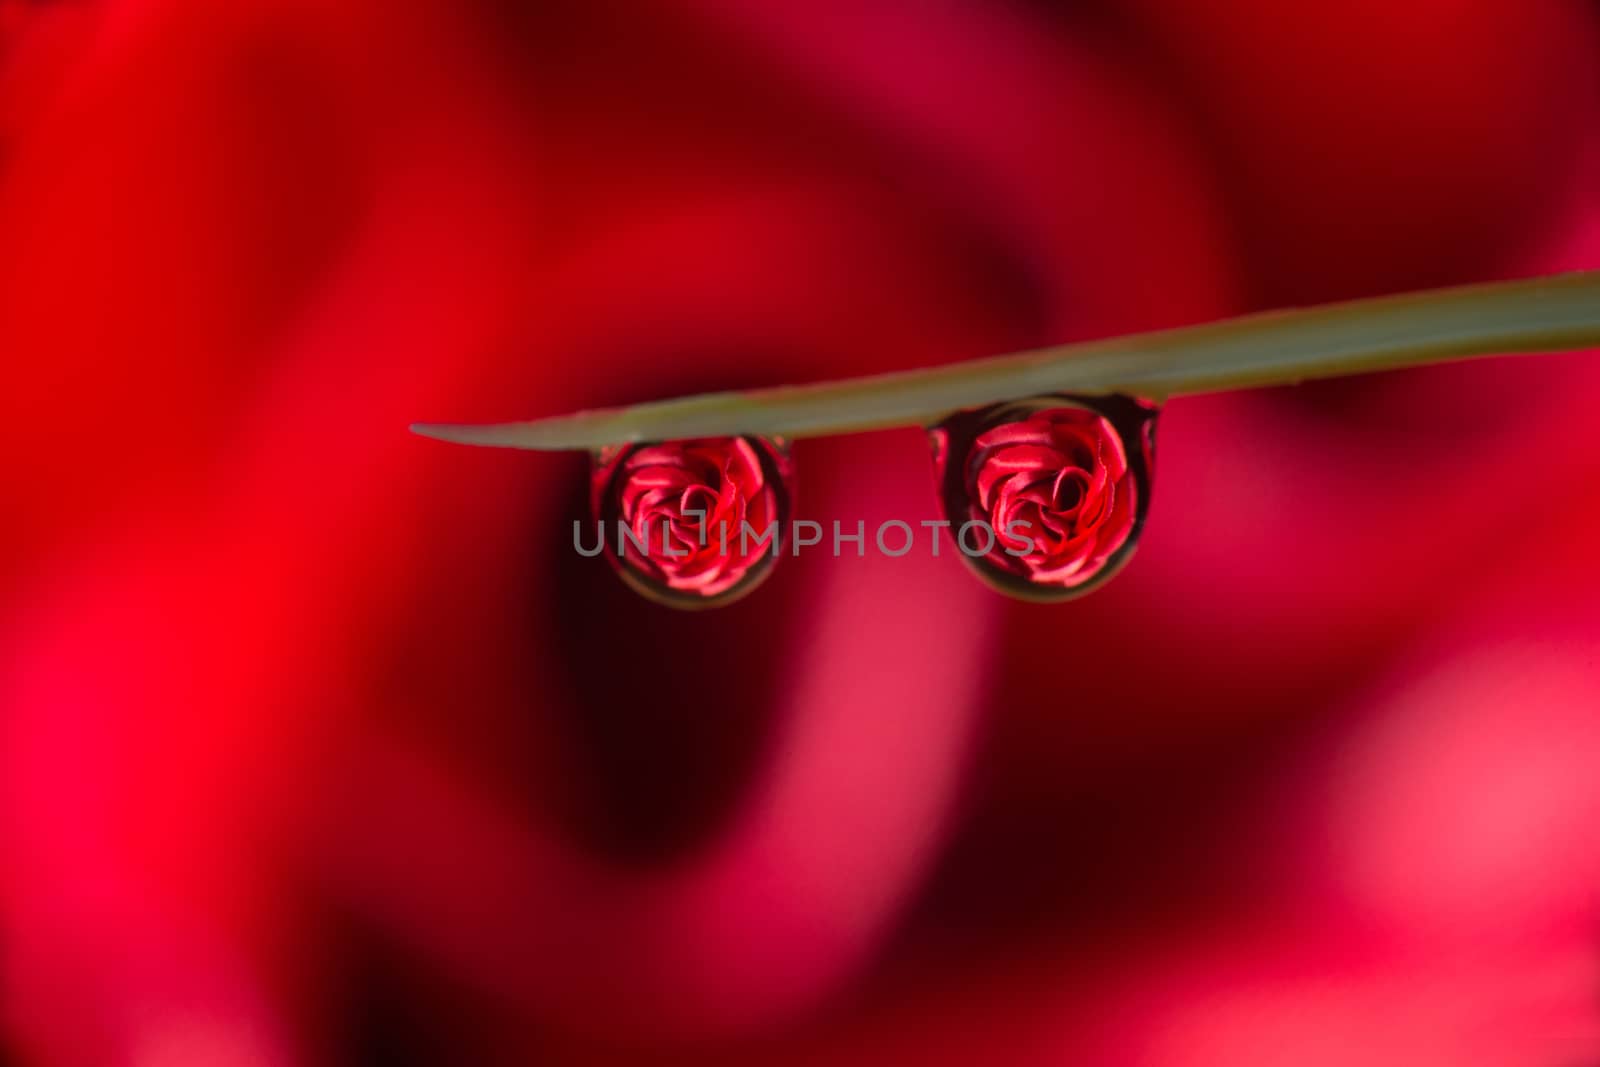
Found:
[414,269,1600,451]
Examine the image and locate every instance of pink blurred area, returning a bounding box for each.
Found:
[2,2,1599,1064]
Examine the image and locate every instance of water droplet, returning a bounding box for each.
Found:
[930,395,1157,602]
[590,435,794,609]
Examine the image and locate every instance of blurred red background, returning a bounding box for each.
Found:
[3,2,1600,1064]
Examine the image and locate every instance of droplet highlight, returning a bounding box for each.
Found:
[590,435,793,609]
[930,395,1157,602]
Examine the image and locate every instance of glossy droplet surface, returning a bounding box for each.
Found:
[590,435,793,609]
[931,395,1157,602]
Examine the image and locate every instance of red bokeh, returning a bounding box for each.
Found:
[3,2,1599,1065]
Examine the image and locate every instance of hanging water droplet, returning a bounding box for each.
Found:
[930,395,1158,602]
[589,435,794,609]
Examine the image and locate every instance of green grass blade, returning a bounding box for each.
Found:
[414,270,1600,451]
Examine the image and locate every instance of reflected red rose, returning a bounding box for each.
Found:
[977,407,1136,584]
[935,399,1154,599]
[594,435,790,606]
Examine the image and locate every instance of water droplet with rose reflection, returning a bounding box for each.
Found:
[589,435,794,609]
[930,395,1158,602]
